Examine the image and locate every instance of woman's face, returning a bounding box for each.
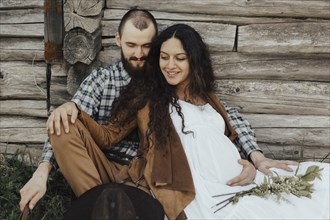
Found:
[159,37,190,89]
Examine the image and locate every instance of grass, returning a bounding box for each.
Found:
[0,151,72,220]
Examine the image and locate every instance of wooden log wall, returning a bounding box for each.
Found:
[0,0,329,163]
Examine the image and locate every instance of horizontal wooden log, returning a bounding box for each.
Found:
[63,28,102,64]
[0,0,43,9]
[64,0,103,33]
[244,114,330,128]
[0,116,46,128]
[102,20,236,52]
[0,37,44,50]
[0,62,47,99]
[107,0,330,19]
[216,80,329,115]
[213,52,330,82]
[0,127,47,143]
[258,143,329,162]
[0,38,44,61]
[212,52,330,82]
[0,49,44,61]
[0,8,44,24]
[103,8,320,26]
[255,128,330,147]
[0,100,47,117]
[238,22,330,54]
[0,62,47,80]
[0,23,44,37]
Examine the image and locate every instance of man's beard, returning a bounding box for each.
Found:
[121,51,147,78]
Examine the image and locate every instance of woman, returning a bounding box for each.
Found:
[51,24,329,219]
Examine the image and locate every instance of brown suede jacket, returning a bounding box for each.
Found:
[77,93,238,220]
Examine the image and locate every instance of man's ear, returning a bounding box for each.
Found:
[115,32,121,47]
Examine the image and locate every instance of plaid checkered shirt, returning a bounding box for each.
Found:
[40,61,260,170]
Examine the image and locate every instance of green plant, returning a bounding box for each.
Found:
[0,152,72,220]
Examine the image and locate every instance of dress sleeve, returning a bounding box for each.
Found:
[221,101,262,159]
[77,108,138,150]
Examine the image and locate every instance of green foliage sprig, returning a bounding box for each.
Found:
[212,165,323,213]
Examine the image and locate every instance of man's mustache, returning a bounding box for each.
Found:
[129,56,147,61]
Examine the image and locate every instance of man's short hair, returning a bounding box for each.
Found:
[118,8,158,36]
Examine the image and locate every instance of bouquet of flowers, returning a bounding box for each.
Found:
[212,165,323,213]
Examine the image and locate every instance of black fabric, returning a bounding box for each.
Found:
[64,183,164,220]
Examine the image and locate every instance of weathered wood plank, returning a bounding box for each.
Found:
[0,8,44,24]
[0,0,43,9]
[213,52,330,82]
[0,64,47,85]
[0,100,47,117]
[259,143,330,162]
[238,22,330,54]
[0,24,44,37]
[0,38,44,61]
[0,49,44,61]
[0,37,44,50]
[217,80,330,101]
[222,97,330,116]
[0,127,47,143]
[0,61,66,76]
[216,80,330,115]
[102,20,236,52]
[103,8,320,25]
[244,114,330,128]
[255,128,330,147]
[0,62,47,99]
[107,0,330,19]
[0,116,46,128]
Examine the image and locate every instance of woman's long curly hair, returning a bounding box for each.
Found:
[110,24,216,149]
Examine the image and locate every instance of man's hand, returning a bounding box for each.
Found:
[250,151,299,176]
[47,102,78,135]
[227,159,256,186]
[19,162,51,211]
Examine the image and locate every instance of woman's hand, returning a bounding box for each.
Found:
[227,159,256,186]
[250,151,299,176]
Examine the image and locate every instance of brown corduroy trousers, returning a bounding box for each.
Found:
[49,120,130,197]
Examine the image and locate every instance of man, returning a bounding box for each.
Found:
[19,8,297,213]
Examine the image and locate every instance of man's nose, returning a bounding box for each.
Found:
[135,46,144,58]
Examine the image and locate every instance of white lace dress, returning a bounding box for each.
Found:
[170,100,330,220]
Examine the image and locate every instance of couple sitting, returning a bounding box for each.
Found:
[20,9,329,220]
